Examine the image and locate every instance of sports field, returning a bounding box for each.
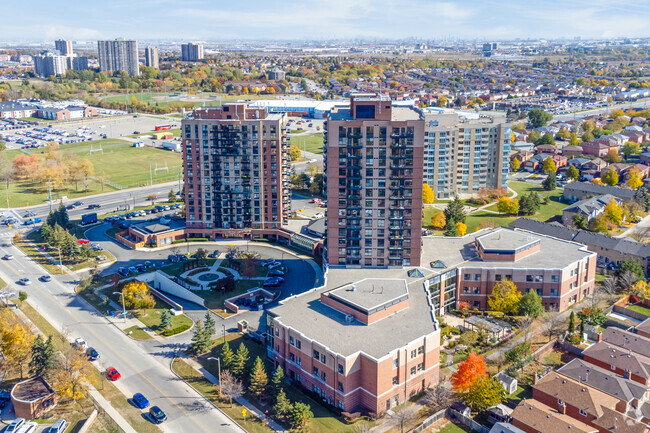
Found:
[290,132,324,154]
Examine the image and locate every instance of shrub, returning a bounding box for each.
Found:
[161,324,192,336]
[18,291,28,301]
[567,333,582,345]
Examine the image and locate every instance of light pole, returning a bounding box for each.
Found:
[112,291,127,323]
[50,246,63,275]
[207,357,221,385]
[222,324,226,344]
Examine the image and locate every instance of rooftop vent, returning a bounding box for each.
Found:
[345,315,354,323]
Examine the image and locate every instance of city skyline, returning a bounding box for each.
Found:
[2,0,649,42]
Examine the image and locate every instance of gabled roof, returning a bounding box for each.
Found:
[593,406,649,433]
[563,182,637,199]
[488,422,527,433]
[534,373,619,417]
[583,342,650,383]
[601,327,650,359]
[636,318,650,337]
[508,218,577,242]
[563,194,616,216]
[511,399,597,433]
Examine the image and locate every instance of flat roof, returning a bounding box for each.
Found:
[476,228,540,254]
[328,278,408,314]
[11,376,54,402]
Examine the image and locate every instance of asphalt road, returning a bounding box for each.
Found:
[0,244,245,433]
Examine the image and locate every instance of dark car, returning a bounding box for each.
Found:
[133,393,150,409]
[263,277,284,287]
[268,269,285,277]
[118,267,129,277]
[144,261,153,269]
[178,255,188,261]
[73,201,83,206]
[168,254,179,263]
[208,249,219,258]
[87,347,99,361]
[65,204,76,210]
[88,204,101,209]
[24,211,36,217]
[148,406,167,424]
[136,264,147,272]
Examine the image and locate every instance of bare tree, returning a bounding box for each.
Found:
[618,271,639,294]
[170,246,181,257]
[219,370,243,408]
[599,276,618,295]
[629,226,650,243]
[544,313,564,342]
[421,383,455,414]
[354,422,371,433]
[391,405,419,433]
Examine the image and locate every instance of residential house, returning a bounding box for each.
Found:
[581,158,608,173]
[488,422,527,433]
[581,141,610,158]
[582,342,650,387]
[639,152,650,166]
[567,157,590,168]
[553,154,568,170]
[512,151,534,164]
[511,399,597,433]
[621,164,650,182]
[562,194,619,227]
[536,144,559,155]
[562,182,637,202]
[563,145,584,158]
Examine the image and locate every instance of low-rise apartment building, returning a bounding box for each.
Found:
[268,275,440,415]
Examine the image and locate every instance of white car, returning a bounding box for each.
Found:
[312,212,324,219]
[18,422,38,433]
[5,418,25,433]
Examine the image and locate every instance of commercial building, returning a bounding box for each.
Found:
[0,100,37,119]
[144,46,159,68]
[181,103,291,240]
[33,52,67,77]
[421,227,597,313]
[54,39,73,56]
[10,376,58,420]
[422,110,510,198]
[268,275,440,415]
[181,43,204,61]
[324,93,425,267]
[97,38,140,76]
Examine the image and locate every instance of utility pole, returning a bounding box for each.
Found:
[48,178,52,213]
[5,180,9,210]
[149,160,153,186]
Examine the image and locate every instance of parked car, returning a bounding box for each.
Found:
[40,275,52,282]
[5,418,25,433]
[178,255,188,261]
[20,421,38,433]
[312,212,324,219]
[263,277,284,287]
[49,419,68,433]
[18,278,31,285]
[144,261,153,269]
[128,266,138,274]
[268,269,285,277]
[208,249,219,258]
[262,259,280,268]
[267,262,283,270]
[77,238,90,244]
[87,347,99,361]
[133,393,150,409]
[106,367,121,381]
[118,267,129,277]
[168,254,179,263]
[148,406,167,424]
[136,264,147,272]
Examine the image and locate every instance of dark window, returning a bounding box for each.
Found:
[355,104,376,119]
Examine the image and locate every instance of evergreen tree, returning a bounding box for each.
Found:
[231,342,250,378]
[542,172,556,191]
[270,365,285,398]
[221,341,235,371]
[248,356,268,401]
[444,219,458,237]
[57,202,69,228]
[289,402,314,431]
[273,389,292,419]
[160,310,173,330]
[568,311,576,334]
[40,223,54,244]
[46,211,57,228]
[204,312,215,338]
[635,187,650,212]
[29,335,56,376]
[190,321,211,355]
[444,195,466,225]
[168,189,176,203]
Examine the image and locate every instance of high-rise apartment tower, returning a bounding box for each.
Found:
[97,39,139,76]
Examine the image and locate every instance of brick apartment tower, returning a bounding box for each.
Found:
[325,94,425,267]
[182,104,290,238]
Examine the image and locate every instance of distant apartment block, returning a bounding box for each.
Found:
[268,277,440,415]
[69,56,89,71]
[423,111,510,198]
[33,52,67,77]
[324,93,425,267]
[97,39,140,76]
[54,39,73,56]
[144,46,159,69]
[181,103,291,240]
[181,43,204,62]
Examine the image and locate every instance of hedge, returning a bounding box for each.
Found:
[161,324,192,336]
[172,238,210,244]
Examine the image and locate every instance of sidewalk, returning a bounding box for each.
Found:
[183,358,287,432]
[87,387,138,433]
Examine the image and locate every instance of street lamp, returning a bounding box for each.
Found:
[207,357,221,385]
[222,324,226,344]
[112,291,127,323]
[49,245,63,275]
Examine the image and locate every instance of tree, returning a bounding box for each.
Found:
[635,187,650,212]
[528,130,541,145]
[462,376,505,412]
[567,165,580,181]
[569,133,580,146]
[273,389,293,419]
[270,365,285,398]
[604,149,622,164]
[431,211,446,229]
[122,281,156,311]
[53,342,89,405]
[189,321,211,355]
[504,342,531,364]
[518,290,545,318]
[617,258,645,281]
[542,157,557,174]
[147,194,157,206]
[604,198,623,224]
[577,307,608,327]
[488,280,522,315]
[220,341,235,371]
[168,189,177,203]
[591,177,605,185]
[1,322,35,378]
[572,214,588,230]
[422,383,455,413]
[527,108,552,128]
[451,352,486,392]
[568,311,576,334]
[78,158,94,190]
[542,172,556,190]
[204,312,215,337]
[231,342,250,378]
[248,356,268,401]
[391,405,419,433]
[496,197,519,215]
[160,310,173,330]
[510,157,520,171]
[444,219,458,237]
[422,183,435,204]
[627,167,644,189]
[622,142,642,161]
[289,145,301,161]
[219,370,243,407]
[589,214,609,233]
[518,192,540,216]
[29,335,56,377]
[289,402,314,432]
[456,222,467,236]
[633,280,650,300]
[538,133,555,146]
[444,195,466,224]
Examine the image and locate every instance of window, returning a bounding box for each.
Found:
[611,364,616,371]
[551,275,559,283]
[289,336,294,346]
[410,367,416,376]
[474,274,481,281]
[393,359,398,368]
[338,401,344,410]
[297,356,301,366]
[313,350,320,360]
[579,409,587,417]
[338,364,344,374]
[313,367,319,376]
[392,376,398,385]
[290,353,295,362]
[418,346,424,355]
[495,274,502,281]
[296,340,301,349]
[550,289,558,297]
[417,362,424,372]
[338,382,344,392]
[321,354,326,364]
[321,371,326,381]
[410,350,417,359]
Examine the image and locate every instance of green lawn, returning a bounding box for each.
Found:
[196,280,262,312]
[437,422,473,433]
[626,304,650,317]
[483,181,567,222]
[7,139,182,206]
[124,325,153,340]
[290,133,324,155]
[508,385,533,405]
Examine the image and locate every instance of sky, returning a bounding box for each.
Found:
[3,0,649,42]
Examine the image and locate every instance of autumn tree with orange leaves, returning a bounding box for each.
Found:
[451,352,486,392]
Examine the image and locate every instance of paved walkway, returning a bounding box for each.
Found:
[183,358,287,432]
[87,387,139,433]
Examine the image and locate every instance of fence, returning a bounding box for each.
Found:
[448,409,490,433]
[532,338,557,361]
[558,340,584,356]
[76,409,98,433]
[86,390,126,433]
[411,409,447,432]
[613,304,650,322]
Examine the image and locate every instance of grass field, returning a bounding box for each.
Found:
[7,139,182,206]
[484,181,566,221]
[626,304,650,317]
[124,325,154,340]
[290,133,324,154]
[437,422,473,433]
